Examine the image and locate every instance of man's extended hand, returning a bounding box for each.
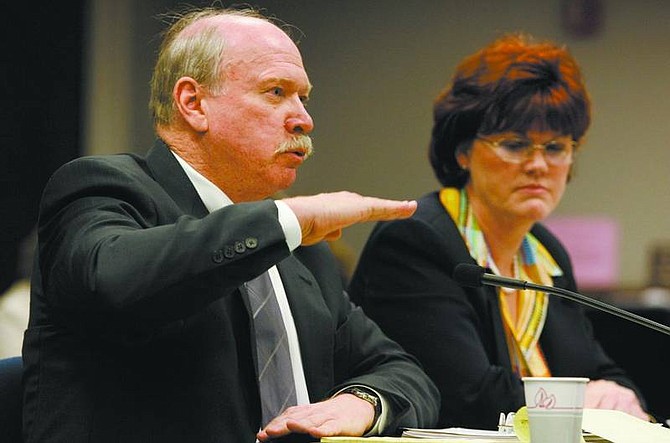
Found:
[585,379,648,420]
[257,393,375,442]
[282,191,417,246]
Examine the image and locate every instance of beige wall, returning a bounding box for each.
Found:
[84,0,670,288]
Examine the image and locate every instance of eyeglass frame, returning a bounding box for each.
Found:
[475,134,578,166]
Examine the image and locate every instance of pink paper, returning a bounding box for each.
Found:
[542,216,619,290]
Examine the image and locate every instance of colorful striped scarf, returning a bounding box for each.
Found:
[440,187,563,377]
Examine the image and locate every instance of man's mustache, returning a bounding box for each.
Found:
[274,135,314,159]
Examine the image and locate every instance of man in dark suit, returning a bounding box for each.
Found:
[22,7,439,442]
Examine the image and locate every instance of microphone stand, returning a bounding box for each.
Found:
[481,274,670,337]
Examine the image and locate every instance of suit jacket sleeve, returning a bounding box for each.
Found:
[36,154,291,337]
[349,192,643,430]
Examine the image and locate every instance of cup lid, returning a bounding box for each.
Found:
[522,377,589,383]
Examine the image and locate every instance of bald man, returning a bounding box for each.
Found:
[22,7,439,443]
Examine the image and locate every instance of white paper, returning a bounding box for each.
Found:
[581,408,670,443]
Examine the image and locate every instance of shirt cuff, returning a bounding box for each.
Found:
[274,200,302,251]
[333,385,389,436]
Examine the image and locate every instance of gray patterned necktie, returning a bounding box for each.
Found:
[245,271,297,427]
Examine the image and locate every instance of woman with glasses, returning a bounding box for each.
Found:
[349,33,648,429]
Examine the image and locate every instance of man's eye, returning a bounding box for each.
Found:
[268,87,284,96]
[499,140,529,152]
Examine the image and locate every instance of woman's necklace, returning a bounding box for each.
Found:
[488,252,520,293]
[489,253,521,325]
[501,256,520,294]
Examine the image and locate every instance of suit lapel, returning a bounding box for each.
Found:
[276,255,333,401]
[146,140,260,379]
[145,139,209,218]
[426,192,513,371]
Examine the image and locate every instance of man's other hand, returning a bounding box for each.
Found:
[257,393,375,442]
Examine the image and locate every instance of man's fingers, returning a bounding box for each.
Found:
[259,415,332,441]
[285,417,323,434]
[258,395,373,440]
[259,406,326,440]
[284,193,416,246]
[324,229,342,242]
[364,199,417,221]
[284,416,344,438]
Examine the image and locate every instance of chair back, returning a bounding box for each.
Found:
[0,356,23,442]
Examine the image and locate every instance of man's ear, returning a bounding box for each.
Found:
[173,77,208,132]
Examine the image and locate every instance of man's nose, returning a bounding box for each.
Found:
[285,102,314,135]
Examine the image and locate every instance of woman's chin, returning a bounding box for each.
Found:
[515,201,555,223]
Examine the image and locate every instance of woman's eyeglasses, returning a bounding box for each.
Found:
[477,136,576,166]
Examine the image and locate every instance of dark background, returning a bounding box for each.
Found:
[0,1,86,292]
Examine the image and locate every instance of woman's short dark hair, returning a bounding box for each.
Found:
[429,33,591,188]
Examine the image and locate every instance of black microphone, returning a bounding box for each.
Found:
[453,263,670,337]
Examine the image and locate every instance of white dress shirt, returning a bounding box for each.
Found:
[171,152,310,406]
[171,151,387,435]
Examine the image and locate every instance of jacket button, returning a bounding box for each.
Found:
[223,245,235,259]
[212,250,224,263]
[245,237,258,249]
[234,241,246,253]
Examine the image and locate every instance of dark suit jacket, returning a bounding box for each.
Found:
[23,141,439,443]
[349,191,642,430]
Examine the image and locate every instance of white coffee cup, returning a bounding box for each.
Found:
[522,377,589,443]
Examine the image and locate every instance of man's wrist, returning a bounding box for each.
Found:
[339,386,381,427]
